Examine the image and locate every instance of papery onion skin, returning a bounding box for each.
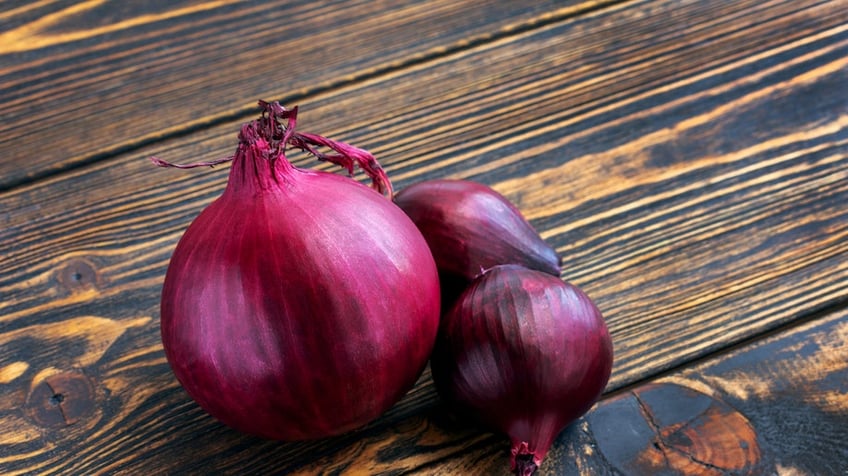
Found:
[158,103,441,440]
[430,265,613,475]
[393,179,561,283]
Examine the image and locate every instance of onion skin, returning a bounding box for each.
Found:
[393,179,561,283]
[430,265,613,475]
[158,102,441,440]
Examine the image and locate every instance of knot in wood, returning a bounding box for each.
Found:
[57,258,99,291]
[26,371,96,429]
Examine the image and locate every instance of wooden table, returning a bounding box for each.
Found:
[2,1,846,474]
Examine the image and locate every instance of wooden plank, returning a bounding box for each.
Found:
[410,307,848,475]
[1,0,847,473]
[0,0,609,190]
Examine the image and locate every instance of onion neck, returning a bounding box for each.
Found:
[258,100,392,196]
[224,101,392,196]
[150,100,392,197]
[225,123,294,195]
[511,441,542,476]
[513,455,538,476]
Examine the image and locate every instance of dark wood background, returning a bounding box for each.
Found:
[1,0,846,474]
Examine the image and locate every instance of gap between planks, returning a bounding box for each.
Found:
[602,295,848,399]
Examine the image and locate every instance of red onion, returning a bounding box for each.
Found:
[394,180,560,310]
[431,265,613,475]
[153,101,441,440]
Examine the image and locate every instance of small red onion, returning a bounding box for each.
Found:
[393,179,561,282]
[431,265,613,475]
[154,101,441,440]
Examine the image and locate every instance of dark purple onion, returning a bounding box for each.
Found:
[431,265,613,475]
[155,101,441,440]
[393,179,561,283]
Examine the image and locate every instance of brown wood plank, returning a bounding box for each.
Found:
[1,0,847,473]
[0,0,609,190]
[410,307,848,475]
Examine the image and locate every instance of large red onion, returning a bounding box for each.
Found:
[155,101,441,440]
[431,265,613,475]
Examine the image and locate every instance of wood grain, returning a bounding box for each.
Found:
[0,0,614,190]
[1,0,846,473]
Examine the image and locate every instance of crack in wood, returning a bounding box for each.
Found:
[42,378,70,426]
[632,391,672,469]
[633,390,733,475]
